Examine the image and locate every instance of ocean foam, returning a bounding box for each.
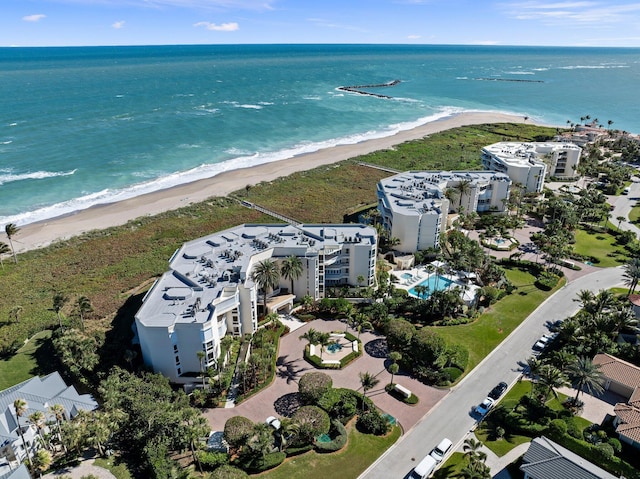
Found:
[0,169,77,186]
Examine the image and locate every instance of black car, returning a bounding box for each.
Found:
[488,381,508,400]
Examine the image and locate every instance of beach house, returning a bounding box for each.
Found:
[376,171,511,253]
[481,141,582,192]
[0,372,98,475]
[134,223,377,383]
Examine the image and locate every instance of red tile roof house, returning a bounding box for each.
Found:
[629,294,640,319]
[593,353,640,448]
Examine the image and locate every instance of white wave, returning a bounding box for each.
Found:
[193,104,219,114]
[236,104,263,109]
[559,65,628,70]
[115,94,124,98]
[1,140,12,145]
[0,169,77,186]
[178,143,202,149]
[0,106,529,227]
[258,102,274,106]
[532,68,549,71]
[505,71,534,75]
[303,95,322,100]
[9,123,17,126]
[456,77,468,80]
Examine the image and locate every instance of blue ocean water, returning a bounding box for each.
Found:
[1,44,639,226]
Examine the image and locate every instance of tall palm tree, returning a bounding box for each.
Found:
[251,259,280,315]
[616,215,626,231]
[454,179,473,212]
[28,410,47,448]
[48,404,66,452]
[622,257,640,296]
[566,356,604,401]
[76,296,93,330]
[359,371,380,411]
[13,398,32,468]
[280,255,303,296]
[197,350,207,388]
[298,328,320,347]
[0,241,10,268]
[463,437,487,465]
[317,332,331,359]
[537,364,569,403]
[52,292,68,328]
[5,223,20,264]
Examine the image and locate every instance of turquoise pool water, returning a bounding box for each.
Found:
[401,272,413,280]
[327,342,343,354]
[408,274,454,298]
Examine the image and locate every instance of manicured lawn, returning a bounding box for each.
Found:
[93,457,133,479]
[573,228,629,267]
[261,425,401,479]
[0,330,53,390]
[629,203,640,224]
[431,267,563,372]
[433,452,466,479]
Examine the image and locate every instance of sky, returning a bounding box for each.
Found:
[3,0,640,47]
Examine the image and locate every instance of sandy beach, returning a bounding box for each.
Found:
[14,111,530,253]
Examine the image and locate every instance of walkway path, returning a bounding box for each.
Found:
[43,455,116,479]
[202,318,447,434]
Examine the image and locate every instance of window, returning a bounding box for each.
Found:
[177,368,182,375]
[175,355,180,365]
[173,344,178,353]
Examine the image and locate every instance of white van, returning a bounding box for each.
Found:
[429,438,453,463]
[412,454,437,478]
[623,187,631,195]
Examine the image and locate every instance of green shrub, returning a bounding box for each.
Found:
[356,410,390,436]
[247,452,286,473]
[285,444,314,457]
[404,394,419,405]
[535,271,560,290]
[565,417,584,439]
[318,388,369,424]
[210,465,248,479]
[595,442,614,461]
[291,406,330,446]
[608,437,622,454]
[548,419,568,437]
[196,451,229,470]
[298,372,333,405]
[315,420,348,453]
[442,367,464,383]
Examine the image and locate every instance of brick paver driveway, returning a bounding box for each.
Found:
[203,319,447,433]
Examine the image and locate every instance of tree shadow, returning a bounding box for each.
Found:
[96,292,144,375]
[31,334,58,377]
[276,354,310,384]
[274,392,302,417]
[364,338,388,359]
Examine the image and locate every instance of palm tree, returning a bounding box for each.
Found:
[566,356,604,401]
[454,179,473,212]
[0,241,10,268]
[13,398,32,468]
[52,292,68,328]
[537,364,569,403]
[32,449,52,478]
[388,363,399,386]
[616,215,626,231]
[251,259,280,315]
[197,350,207,388]
[299,328,320,347]
[48,404,66,452]
[279,418,300,451]
[76,296,93,330]
[359,371,380,411]
[280,255,303,296]
[28,410,47,448]
[622,257,640,296]
[462,437,487,465]
[317,332,331,359]
[5,223,20,264]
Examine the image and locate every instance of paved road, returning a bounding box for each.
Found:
[360,266,624,479]
[609,173,640,237]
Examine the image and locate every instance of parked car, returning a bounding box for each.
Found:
[411,454,438,479]
[488,381,508,400]
[474,397,495,417]
[429,438,453,463]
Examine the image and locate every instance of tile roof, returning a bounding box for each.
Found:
[593,353,640,391]
[628,294,640,307]
[614,403,640,443]
[520,436,617,479]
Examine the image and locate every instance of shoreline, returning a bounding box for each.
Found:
[14,111,535,253]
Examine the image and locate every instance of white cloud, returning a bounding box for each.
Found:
[23,14,47,22]
[501,1,640,24]
[473,40,501,45]
[194,21,239,31]
[407,34,422,39]
[112,20,126,29]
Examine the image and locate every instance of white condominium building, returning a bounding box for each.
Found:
[481,141,582,193]
[134,223,377,383]
[377,171,511,253]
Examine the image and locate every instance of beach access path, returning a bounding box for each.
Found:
[14,112,530,253]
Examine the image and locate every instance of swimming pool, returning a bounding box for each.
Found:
[408,274,454,298]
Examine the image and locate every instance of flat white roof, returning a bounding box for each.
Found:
[136,223,376,328]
